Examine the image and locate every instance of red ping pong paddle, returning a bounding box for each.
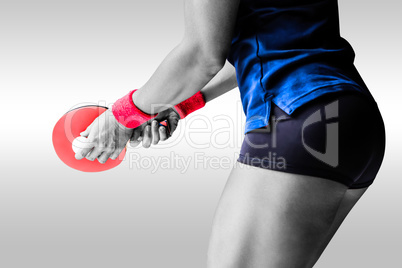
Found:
[52,105,126,172]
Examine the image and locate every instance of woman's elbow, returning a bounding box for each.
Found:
[197,47,228,78]
[182,40,227,77]
[199,55,226,77]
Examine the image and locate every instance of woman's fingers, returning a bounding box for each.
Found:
[129,127,142,147]
[142,125,152,148]
[74,139,95,160]
[110,145,126,160]
[151,120,160,144]
[153,108,179,137]
[159,125,168,141]
[129,138,141,148]
[85,146,104,161]
[167,114,179,135]
[75,147,93,160]
[96,119,168,162]
[97,149,114,164]
[80,119,170,163]
[73,109,136,164]
[110,137,127,160]
[75,115,174,163]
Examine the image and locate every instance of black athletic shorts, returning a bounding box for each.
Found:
[237,90,386,189]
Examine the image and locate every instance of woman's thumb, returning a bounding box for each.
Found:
[80,122,93,137]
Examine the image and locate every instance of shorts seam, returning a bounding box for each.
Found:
[348,180,374,189]
[237,153,352,187]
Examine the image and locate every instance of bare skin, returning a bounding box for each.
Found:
[207,162,368,268]
[74,0,373,266]
[75,0,240,161]
[75,59,237,161]
[307,187,368,267]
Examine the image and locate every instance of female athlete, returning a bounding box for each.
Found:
[75,0,386,267]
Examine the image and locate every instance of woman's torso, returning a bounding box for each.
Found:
[227,0,376,134]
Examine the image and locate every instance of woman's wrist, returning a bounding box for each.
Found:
[112,89,157,129]
[131,89,147,114]
[174,91,206,119]
[133,87,206,119]
[112,87,205,132]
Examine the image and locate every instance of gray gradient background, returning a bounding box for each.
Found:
[0,0,400,267]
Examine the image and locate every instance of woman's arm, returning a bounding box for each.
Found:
[200,60,237,103]
[133,0,240,114]
[129,59,237,149]
[75,0,240,162]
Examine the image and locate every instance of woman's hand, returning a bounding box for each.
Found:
[74,109,135,163]
[130,108,180,148]
[75,107,179,163]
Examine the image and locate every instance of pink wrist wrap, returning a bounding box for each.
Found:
[112,89,156,128]
[174,91,206,119]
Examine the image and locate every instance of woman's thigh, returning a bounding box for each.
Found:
[207,162,348,268]
[307,187,368,267]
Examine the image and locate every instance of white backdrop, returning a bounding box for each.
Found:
[0,0,400,267]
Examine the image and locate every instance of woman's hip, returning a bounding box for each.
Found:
[238,90,386,188]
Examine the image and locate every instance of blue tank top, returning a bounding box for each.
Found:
[227,0,375,134]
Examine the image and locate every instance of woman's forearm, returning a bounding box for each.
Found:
[200,60,238,103]
[132,41,224,115]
